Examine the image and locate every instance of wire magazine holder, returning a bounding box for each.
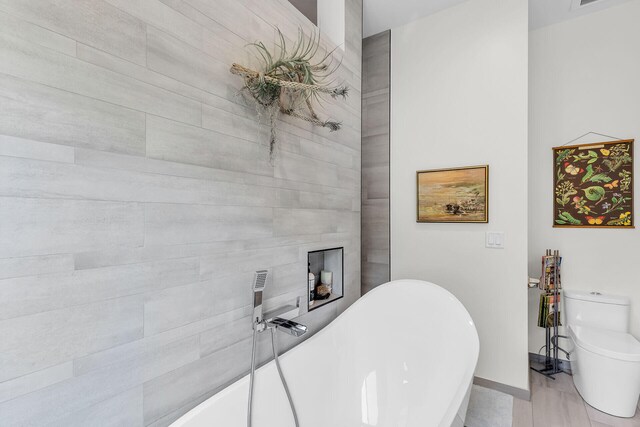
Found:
[531,249,570,379]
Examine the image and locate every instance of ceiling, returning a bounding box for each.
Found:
[363,0,636,37]
[529,0,635,30]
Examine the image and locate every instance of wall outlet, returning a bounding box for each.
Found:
[486,232,505,249]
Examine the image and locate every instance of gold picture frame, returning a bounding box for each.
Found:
[416,165,489,223]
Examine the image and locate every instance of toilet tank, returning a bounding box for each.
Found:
[564,290,630,332]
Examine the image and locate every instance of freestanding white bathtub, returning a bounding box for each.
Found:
[171,280,479,427]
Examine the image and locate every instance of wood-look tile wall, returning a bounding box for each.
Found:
[0,1,361,425]
[361,30,390,294]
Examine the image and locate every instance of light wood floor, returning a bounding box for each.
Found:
[512,369,640,427]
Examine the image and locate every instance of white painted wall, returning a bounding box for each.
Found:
[318,0,345,48]
[529,0,640,357]
[391,0,529,390]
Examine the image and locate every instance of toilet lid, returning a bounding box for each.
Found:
[569,325,640,362]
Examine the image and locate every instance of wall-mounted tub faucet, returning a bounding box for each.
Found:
[248,270,304,427]
[266,317,308,337]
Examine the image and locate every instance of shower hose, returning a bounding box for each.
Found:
[247,327,301,427]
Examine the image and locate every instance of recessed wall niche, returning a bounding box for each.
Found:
[308,247,344,311]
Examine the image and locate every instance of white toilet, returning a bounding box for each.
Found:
[565,290,640,417]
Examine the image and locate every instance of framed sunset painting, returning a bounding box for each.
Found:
[553,139,634,228]
[416,165,489,223]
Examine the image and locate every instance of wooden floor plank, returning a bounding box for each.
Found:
[521,369,640,427]
[512,397,533,427]
[530,371,592,427]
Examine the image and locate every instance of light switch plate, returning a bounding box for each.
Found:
[486,232,505,249]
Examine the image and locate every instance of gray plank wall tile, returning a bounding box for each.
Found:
[50,387,144,427]
[0,197,145,258]
[0,32,201,126]
[0,354,144,426]
[0,74,146,155]
[0,135,75,163]
[361,31,390,295]
[146,26,234,100]
[0,0,146,64]
[0,295,144,382]
[76,43,210,106]
[72,332,203,383]
[0,258,199,320]
[144,282,212,336]
[145,114,273,175]
[0,253,74,280]
[0,10,77,56]
[103,0,203,50]
[144,204,274,245]
[0,362,73,404]
[0,0,362,425]
[0,155,277,207]
[142,338,254,424]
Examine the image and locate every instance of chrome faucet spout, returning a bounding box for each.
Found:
[266,317,308,337]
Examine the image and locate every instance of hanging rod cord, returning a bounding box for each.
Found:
[560,131,624,147]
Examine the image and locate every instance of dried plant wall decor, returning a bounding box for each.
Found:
[553,139,634,228]
[230,29,348,162]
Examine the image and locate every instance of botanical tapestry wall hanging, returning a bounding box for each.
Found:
[230,29,348,163]
[553,139,634,228]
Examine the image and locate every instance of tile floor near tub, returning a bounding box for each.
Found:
[513,370,640,427]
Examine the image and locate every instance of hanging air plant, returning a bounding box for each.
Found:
[230,28,348,162]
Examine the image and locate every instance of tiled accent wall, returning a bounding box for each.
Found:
[361,30,390,294]
[0,1,361,425]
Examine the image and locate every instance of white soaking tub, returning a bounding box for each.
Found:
[171,279,479,427]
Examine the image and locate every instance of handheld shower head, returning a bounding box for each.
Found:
[253,270,268,292]
[252,270,268,326]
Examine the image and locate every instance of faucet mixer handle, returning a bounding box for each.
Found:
[267,317,308,337]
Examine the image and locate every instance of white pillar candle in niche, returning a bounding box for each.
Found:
[320,270,333,285]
